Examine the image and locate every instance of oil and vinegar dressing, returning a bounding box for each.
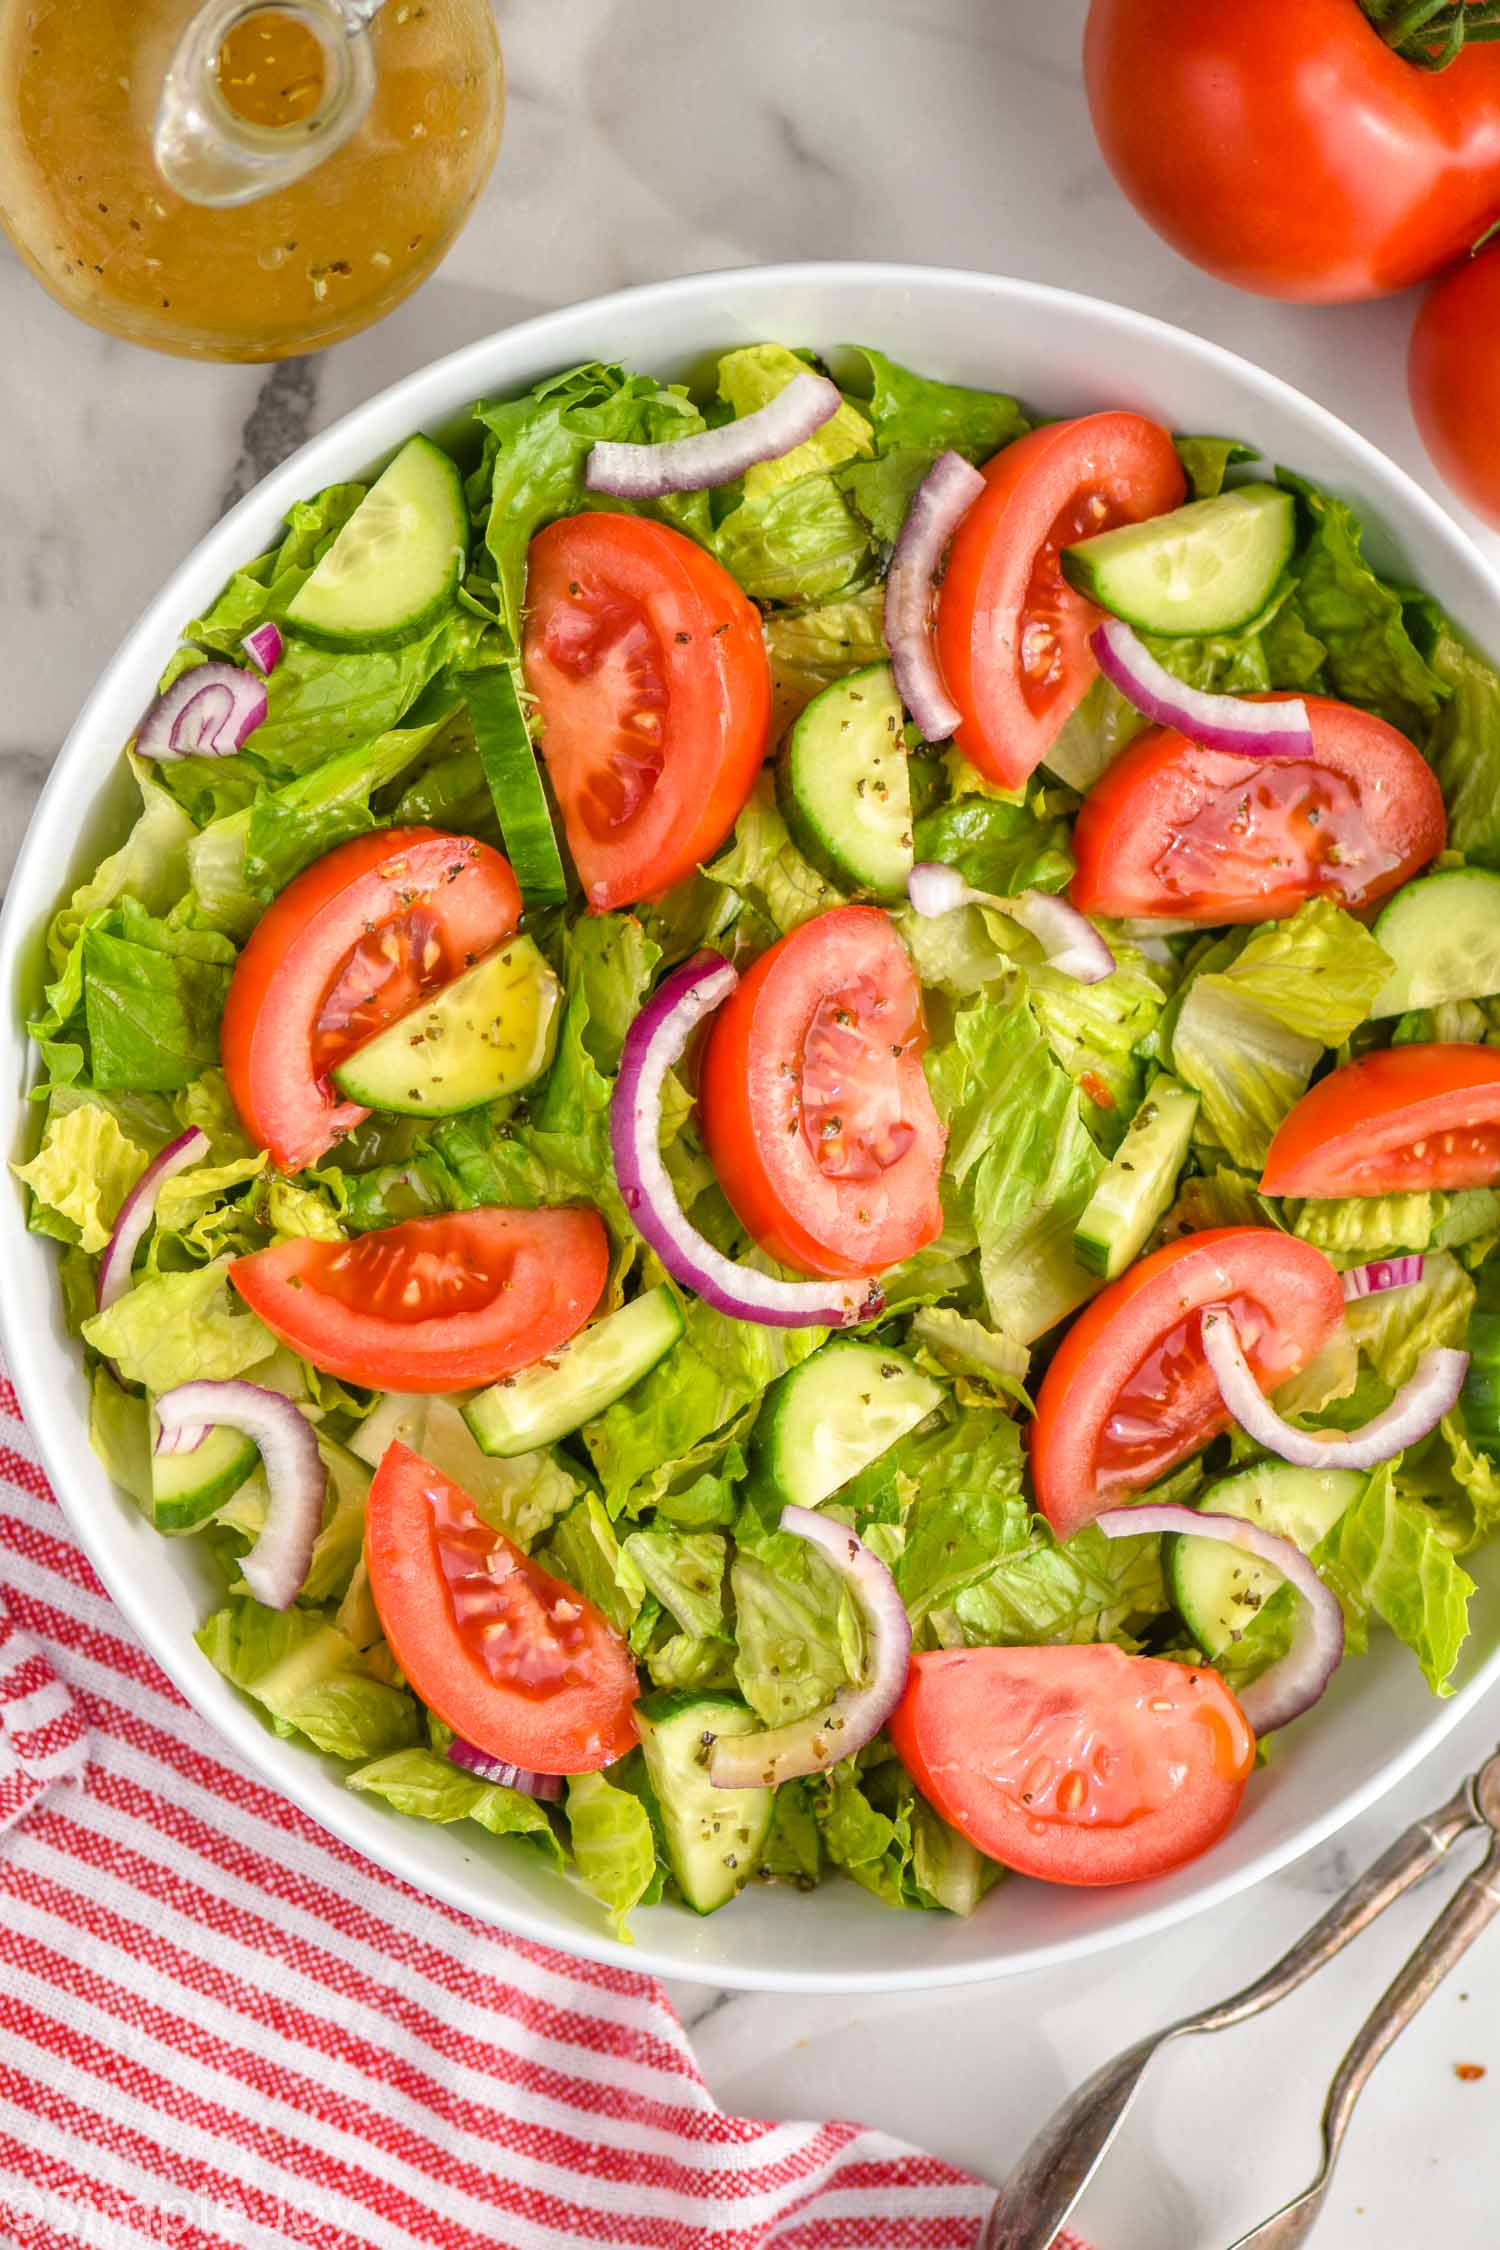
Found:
[0,1,502,359]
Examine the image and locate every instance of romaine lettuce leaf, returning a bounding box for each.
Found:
[715,475,872,606]
[1280,472,1447,734]
[1343,1249,1475,1388]
[14,1100,148,1252]
[1426,624,1500,869]
[347,1746,563,1860]
[843,346,1028,462]
[1175,436,1257,500]
[536,1495,646,1637]
[618,1528,726,1641]
[565,1768,663,1939]
[948,1519,1167,1650]
[1293,1189,1500,1258]
[77,899,236,1094]
[89,1366,153,1505]
[763,588,888,736]
[730,1545,852,1727]
[476,362,711,645]
[927,992,1104,1342]
[717,343,873,498]
[196,1598,419,1760]
[1315,1460,1474,1694]
[186,482,366,653]
[81,1257,278,1389]
[47,761,196,976]
[1172,899,1392,1168]
[913,791,1073,900]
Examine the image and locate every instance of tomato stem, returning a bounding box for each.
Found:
[1364,0,1500,65]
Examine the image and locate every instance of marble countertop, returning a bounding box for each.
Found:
[2,1,1498,2241]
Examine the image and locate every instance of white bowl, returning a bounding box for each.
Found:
[4,262,1497,1992]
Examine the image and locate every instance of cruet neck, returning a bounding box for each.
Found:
[152,0,384,209]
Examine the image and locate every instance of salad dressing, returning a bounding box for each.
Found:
[0,0,502,359]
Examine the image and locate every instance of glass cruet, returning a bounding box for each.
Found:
[0,0,503,360]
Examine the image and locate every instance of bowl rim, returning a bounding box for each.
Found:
[5,256,1499,1993]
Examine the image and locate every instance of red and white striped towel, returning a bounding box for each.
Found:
[0,1358,1092,2250]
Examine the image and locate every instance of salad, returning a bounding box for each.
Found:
[18,339,1500,1939]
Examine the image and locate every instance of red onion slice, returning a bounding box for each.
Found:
[96,1126,210,1312]
[584,372,843,499]
[1342,1256,1424,1302]
[153,1418,212,1458]
[609,953,881,1329]
[884,450,987,741]
[136,661,268,760]
[1202,1304,1468,1471]
[1097,1504,1343,1736]
[447,1737,564,1802]
[709,1505,912,1788]
[907,862,1116,985]
[155,1380,325,1610]
[1092,618,1314,759]
[240,622,284,676]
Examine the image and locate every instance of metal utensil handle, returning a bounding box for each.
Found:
[1196,1773,1477,2033]
[1230,1834,1500,2250]
[981,1775,1477,2250]
[1323,1833,1500,2163]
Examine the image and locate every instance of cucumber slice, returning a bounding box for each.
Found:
[1061,483,1294,637]
[331,937,561,1117]
[635,1692,774,1913]
[752,1338,943,1510]
[1074,1074,1199,1280]
[463,1287,684,1458]
[1368,867,1500,1017]
[284,435,468,650]
[463,667,568,907]
[1462,1311,1500,1462]
[777,664,913,901]
[149,1411,259,1535]
[1167,1459,1364,1659]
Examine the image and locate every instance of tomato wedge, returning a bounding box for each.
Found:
[221,828,521,1174]
[366,1443,638,1773]
[230,1207,608,1393]
[934,413,1185,789]
[1261,1045,1500,1198]
[522,513,770,913]
[698,905,945,1280]
[1070,697,1446,923]
[1031,1228,1344,1541]
[891,1645,1255,1887]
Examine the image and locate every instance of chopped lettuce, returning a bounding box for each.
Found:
[476,362,711,646]
[1172,900,1392,1168]
[1175,436,1258,500]
[1315,1461,1474,1695]
[1293,1189,1500,1259]
[730,1545,852,1727]
[347,1747,563,1860]
[717,343,873,498]
[763,587,889,736]
[15,1100,148,1252]
[47,761,196,976]
[1426,624,1500,869]
[1280,473,1447,734]
[913,791,1073,900]
[1343,1250,1475,1388]
[81,1257,277,1388]
[196,1598,419,1760]
[927,991,1104,1342]
[619,1528,726,1641]
[947,1519,1167,1651]
[565,1769,664,1939]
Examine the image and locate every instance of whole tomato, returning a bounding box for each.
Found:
[1085,0,1500,302]
[1409,243,1500,523]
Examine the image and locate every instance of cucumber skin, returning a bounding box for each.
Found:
[751,1339,942,1512]
[1073,1076,1199,1281]
[1369,866,1500,1017]
[151,1434,259,1535]
[463,1289,684,1459]
[330,940,560,1119]
[635,1692,773,1915]
[463,668,569,908]
[284,437,468,653]
[1061,485,1294,639]
[777,665,912,903]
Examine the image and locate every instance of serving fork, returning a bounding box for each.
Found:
[983,1743,1500,2250]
